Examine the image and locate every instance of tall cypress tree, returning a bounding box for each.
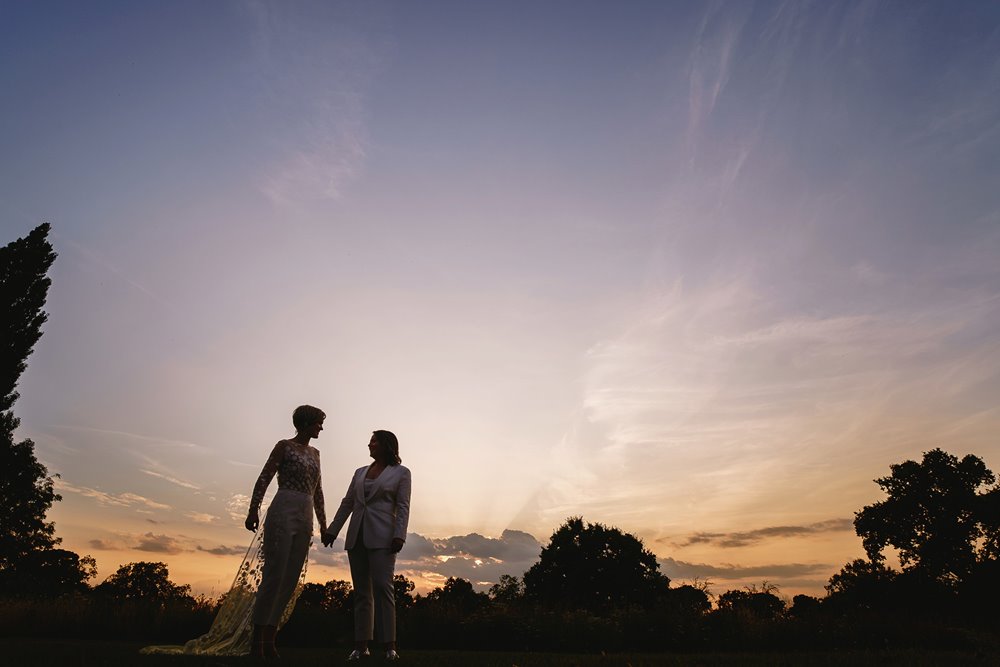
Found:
[0,223,60,576]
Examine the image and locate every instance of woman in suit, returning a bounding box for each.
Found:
[325,430,411,662]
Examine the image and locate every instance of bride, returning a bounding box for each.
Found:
[142,405,328,657]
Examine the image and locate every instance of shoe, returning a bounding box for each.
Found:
[385,649,400,661]
[347,648,370,661]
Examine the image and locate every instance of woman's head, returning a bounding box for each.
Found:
[292,405,326,433]
[370,429,401,465]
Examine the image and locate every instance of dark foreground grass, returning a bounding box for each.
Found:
[3,639,997,667]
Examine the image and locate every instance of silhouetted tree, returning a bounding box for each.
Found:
[299,579,352,611]
[523,517,669,613]
[978,485,1000,560]
[394,573,415,610]
[421,577,489,615]
[825,558,897,608]
[488,574,524,606]
[663,584,711,617]
[94,562,193,605]
[788,594,822,618]
[716,585,785,621]
[854,448,997,585]
[0,223,82,595]
[0,222,57,437]
[4,547,97,597]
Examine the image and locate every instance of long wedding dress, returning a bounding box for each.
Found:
[140,503,307,656]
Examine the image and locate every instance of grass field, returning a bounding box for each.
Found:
[4,639,997,667]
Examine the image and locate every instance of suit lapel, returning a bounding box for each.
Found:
[354,466,368,505]
[364,465,394,502]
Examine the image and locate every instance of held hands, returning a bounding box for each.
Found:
[391,537,405,554]
[321,531,335,548]
[245,512,259,533]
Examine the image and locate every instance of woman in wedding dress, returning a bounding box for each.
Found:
[244,404,328,658]
[141,404,328,658]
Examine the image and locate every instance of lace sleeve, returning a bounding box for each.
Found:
[313,454,327,530]
[249,441,285,515]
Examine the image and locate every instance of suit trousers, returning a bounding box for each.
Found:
[348,528,397,642]
[253,489,312,626]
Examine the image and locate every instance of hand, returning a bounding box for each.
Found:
[321,532,335,548]
[390,537,405,554]
[245,513,259,533]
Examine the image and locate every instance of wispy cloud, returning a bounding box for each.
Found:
[526,261,1000,544]
[661,557,832,581]
[243,1,383,207]
[51,424,205,450]
[56,479,171,512]
[186,512,219,524]
[197,544,248,556]
[675,518,853,548]
[687,3,749,148]
[89,531,244,557]
[53,233,161,300]
[142,469,200,490]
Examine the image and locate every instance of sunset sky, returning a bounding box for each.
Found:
[3,1,1000,600]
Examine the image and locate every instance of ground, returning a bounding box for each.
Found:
[4,639,996,667]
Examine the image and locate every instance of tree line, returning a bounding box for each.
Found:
[2,223,1000,651]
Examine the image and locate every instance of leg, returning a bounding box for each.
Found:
[370,548,398,645]
[262,514,313,657]
[253,515,290,626]
[265,526,312,625]
[348,547,374,646]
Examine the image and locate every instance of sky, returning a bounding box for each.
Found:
[3,0,1000,601]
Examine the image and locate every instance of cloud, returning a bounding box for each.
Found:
[119,493,170,511]
[242,2,382,206]
[431,530,543,562]
[676,518,853,548]
[50,424,204,450]
[661,557,832,581]
[226,494,251,521]
[186,512,219,524]
[56,479,171,512]
[321,529,832,592]
[310,546,349,569]
[687,3,750,146]
[142,469,200,490]
[400,531,543,588]
[197,545,248,556]
[522,254,1000,552]
[135,533,186,555]
[89,538,124,551]
[54,234,160,300]
[86,531,247,558]
[311,530,544,590]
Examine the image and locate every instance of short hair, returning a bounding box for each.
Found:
[292,405,326,431]
[373,430,401,465]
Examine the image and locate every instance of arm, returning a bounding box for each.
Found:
[391,467,411,553]
[313,453,327,535]
[246,441,285,532]
[325,470,357,542]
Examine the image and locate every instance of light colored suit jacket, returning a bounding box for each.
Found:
[327,464,411,550]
